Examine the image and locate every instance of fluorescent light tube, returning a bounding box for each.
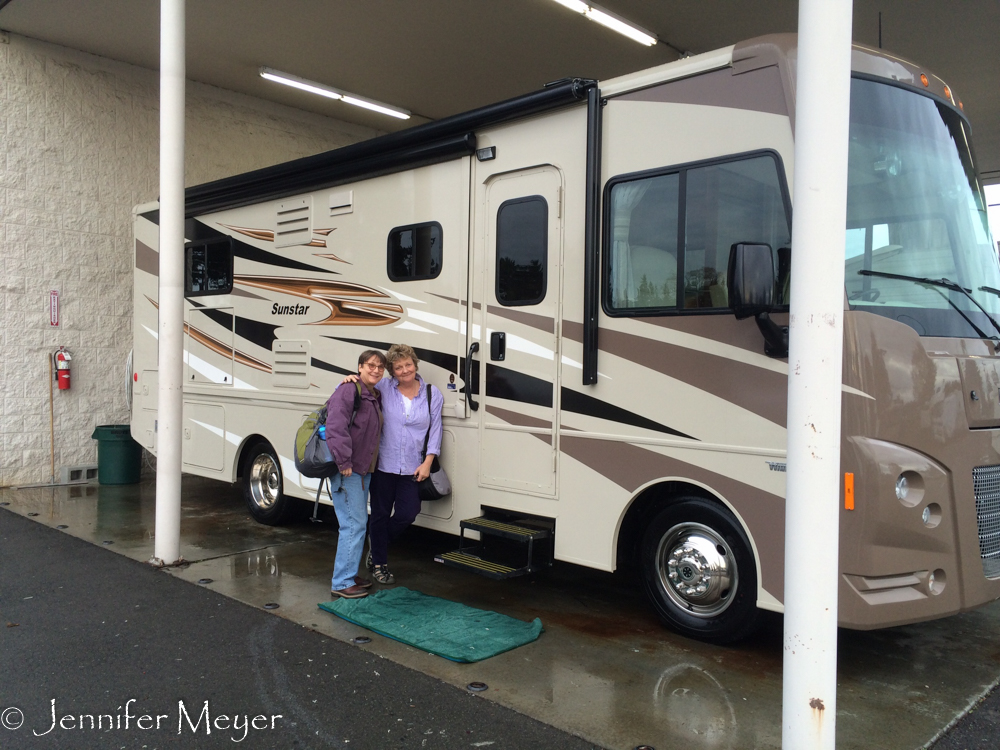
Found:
[260,68,343,101]
[259,67,410,119]
[549,0,658,47]
[341,95,411,120]
[552,0,588,12]
[585,5,657,46]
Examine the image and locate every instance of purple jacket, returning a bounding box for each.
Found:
[324,381,382,475]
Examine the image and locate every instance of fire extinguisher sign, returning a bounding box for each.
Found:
[49,289,59,327]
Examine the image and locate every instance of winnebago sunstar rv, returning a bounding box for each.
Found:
[132,34,1000,642]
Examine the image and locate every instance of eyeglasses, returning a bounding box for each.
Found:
[363,361,385,371]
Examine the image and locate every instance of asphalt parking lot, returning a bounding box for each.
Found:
[2,477,999,749]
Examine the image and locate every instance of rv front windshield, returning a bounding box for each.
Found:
[844,77,1000,338]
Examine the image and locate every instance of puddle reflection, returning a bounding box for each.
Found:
[232,550,281,578]
[653,664,738,749]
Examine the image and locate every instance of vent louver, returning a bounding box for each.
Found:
[275,198,312,248]
[272,340,309,388]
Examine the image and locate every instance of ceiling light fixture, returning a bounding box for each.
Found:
[550,1,658,47]
[259,67,411,119]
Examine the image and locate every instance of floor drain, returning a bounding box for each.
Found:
[102,540,114,545]
[27,512,39,517]
[0,502,10,506]
[263,603,279,610]
[56,525,68,530]
[351,636,372,645]
[466,682,488,692]
[197,578,213,585]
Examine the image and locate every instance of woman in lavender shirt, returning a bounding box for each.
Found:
[347,343,443,584]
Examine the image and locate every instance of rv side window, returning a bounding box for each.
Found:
[496,196,547,306]
[605,152,791,314]
[387,222,442,281]
[185,238,233,296]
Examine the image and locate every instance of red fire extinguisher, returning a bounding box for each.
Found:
[54,347,72,390]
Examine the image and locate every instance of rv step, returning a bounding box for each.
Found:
[436,513,554,580]
[459,516,551,541]
[434,550,532,580]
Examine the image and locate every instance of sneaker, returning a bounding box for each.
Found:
[365,549,374,572]
[354,576,372,589]
[330,584,369,599]
[372,565,395,585]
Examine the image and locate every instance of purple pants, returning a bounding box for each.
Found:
[369,470,421,565]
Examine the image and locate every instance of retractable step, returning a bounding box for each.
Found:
[435,510,555,580]
[434,550,523,580]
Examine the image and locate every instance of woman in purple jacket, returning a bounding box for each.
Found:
[324,348,385,599]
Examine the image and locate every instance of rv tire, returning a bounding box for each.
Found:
[640,497,760,644]
[241,441,298,526]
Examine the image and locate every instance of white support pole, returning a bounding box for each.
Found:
[782,1,854,748]
[153,0,186,566]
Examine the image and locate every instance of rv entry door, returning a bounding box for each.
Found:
[477,167,562,497]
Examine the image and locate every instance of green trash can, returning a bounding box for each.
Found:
[91,425,143,485]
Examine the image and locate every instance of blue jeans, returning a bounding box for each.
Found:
[330,472,370,591]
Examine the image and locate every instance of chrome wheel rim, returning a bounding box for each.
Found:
[655,522,737,618]
[249,453,281,511]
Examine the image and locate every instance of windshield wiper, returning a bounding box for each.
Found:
[858,269,1000,344]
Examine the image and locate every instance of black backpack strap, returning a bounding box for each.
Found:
[349,381,362,428]
[421,383,432,459]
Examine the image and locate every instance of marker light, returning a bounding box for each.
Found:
[259,68,410,119]
[920,73,929,87]
[943,85,952,101]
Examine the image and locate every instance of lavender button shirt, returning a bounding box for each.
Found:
[375,375,444,475]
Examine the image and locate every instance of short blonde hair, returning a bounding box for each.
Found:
[386,343,419,373]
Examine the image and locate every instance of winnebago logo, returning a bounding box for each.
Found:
[271,303,310,315]
[766,461,787,472]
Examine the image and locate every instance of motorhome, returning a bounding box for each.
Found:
[132,34,1000,642]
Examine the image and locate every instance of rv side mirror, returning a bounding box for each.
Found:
[728,243,775,320]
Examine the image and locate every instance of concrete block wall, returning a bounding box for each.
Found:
[0,32,381,486]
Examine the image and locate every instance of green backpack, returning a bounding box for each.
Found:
[293,382,361,478]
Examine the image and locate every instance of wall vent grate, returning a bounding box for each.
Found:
[60,465,99,484]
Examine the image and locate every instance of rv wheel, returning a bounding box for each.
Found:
[241,442,297,526]
[640,497,760,644]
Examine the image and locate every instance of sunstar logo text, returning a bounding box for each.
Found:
[271,303,310,315]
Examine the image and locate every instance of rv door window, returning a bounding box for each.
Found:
[496,196,548,306]
[605,152,790,315]
[387,222,442,281]
[185,238,233,296]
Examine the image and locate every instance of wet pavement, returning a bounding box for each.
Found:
[2,476,999,749]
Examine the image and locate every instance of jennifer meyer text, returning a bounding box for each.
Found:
[1,698,283,742]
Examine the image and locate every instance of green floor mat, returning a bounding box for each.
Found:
[318,587,543,663]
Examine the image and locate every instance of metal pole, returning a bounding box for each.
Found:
[153,0,186,566]
[782,1,854,747]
